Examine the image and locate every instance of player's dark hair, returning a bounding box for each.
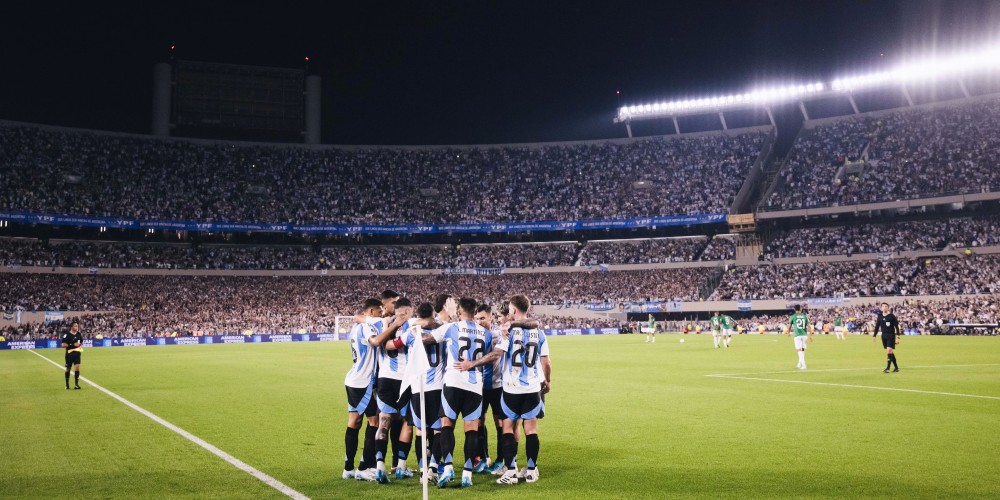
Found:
[881,302,890,308]
[434,294,452,313]
[395,297,412,309]
[476,303,492,314]
[381,290,400,300]
[416,302,434,319]
[794,304,802,312]
[509,294,530,314]
[458,297,477,316]
[363,298,383,312]
[498,301,510,317]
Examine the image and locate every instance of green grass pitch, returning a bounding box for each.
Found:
[2,334,998,499]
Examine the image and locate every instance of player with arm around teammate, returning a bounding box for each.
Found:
[458,294,550,485]
[709,311,723,348]
[343,298,408,481]
[429,297,493,489]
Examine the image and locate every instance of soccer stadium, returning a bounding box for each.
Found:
[3,3,1000,499]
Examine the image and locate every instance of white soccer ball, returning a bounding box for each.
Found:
[679,339,685,343]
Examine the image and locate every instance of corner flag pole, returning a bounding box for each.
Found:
[419,376,428,500]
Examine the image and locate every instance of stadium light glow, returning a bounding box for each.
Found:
[831,42,1000,91]
[617,40,1000,123]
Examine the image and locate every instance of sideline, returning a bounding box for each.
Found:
[29,349,310,499]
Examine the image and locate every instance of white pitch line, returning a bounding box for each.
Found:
[704,363,1000,401]
[706,363,1000,378]
[29,350,309,500]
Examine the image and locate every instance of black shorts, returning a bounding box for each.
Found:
[65,351,81,367]
[376,377,409,415]
[538,389,546,419]
[483,387,503,421]
[441,386,484,422]
[409,389,443,430]
[346,384,377,417]
[500,391,544,421]
[881,334,896,349]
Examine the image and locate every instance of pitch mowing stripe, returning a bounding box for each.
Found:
[706,374,1000,401]
[29,350,310,500]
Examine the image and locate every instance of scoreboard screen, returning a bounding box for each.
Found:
[172,60,304,140]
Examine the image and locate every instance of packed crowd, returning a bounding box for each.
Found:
[698,236,737,261]
[710,260,921,300]
[0,125,765,224]
[0,268,712,338]
[578,237,708,265]
[908,255,1000,296]
[767,97,1000,209]
[765,216,1000,258]
[732,295,999,335]
[0,238,579,270]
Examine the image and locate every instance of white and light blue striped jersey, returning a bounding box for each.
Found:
[497,327,548,394]
[344,322,379,388]
[402,323,446,392]
[431,320,493,394]
[484,326,504,390]
[377,318,414,381]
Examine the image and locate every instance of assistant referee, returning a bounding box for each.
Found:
[61,322,83,389]
[871,303,901,373]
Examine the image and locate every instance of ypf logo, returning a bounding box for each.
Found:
[417,226,434,232]
[490,224,506,231]
[39,216,55,222]
[268,225,288,231]
[637,218,652,226]
[195,223,213,230]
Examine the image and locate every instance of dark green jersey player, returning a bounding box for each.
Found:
[710,312,725,348]
[720,314,736,348]
[833,313,845,340]
[787,305,813,370]
[646,314,657,343]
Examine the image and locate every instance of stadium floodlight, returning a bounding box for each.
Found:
[615,80,825,122]
[831,42,1000,91]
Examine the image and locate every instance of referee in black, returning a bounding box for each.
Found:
[871,303,901,373]
[61,322,83,389]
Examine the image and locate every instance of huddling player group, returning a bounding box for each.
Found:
[342,291,551,489]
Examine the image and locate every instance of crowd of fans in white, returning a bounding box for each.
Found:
[0,237,745,270]
[0,268,711,339]
[4,254,999,339]
[578,236,734,265]
[766,98,1000,209]
[765,215,1000,258]
[0,125,764,224]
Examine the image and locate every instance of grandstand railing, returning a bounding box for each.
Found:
[756,189,1000,218]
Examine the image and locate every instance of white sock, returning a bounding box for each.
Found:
[651,336,655,342]
[797,351,805,365]
[462,469,472,480]
[396,458,406,470]
[376,460,385,472]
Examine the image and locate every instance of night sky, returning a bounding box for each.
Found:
[1,1,998,145]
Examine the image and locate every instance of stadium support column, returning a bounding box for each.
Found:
[797,101,810,121]
[718,112,728,131]
[958,79,971,98]
[672,116,680,135]
[847,94,860,114]
[625,121,633,138]
[901,85,914,107]
[765,107,776,129]
[304,75,322,144]
[151,63,172,137]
